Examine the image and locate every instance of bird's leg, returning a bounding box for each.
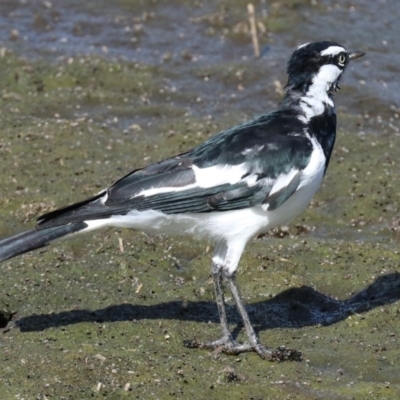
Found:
[223,271,302,361]
[224,271,302,361]
[185,267,302,360]
[207,266,269,354]
[184,262,255,354]
[184,240,265,355]
[209,262,234,346]
[222,270,270,357]
[183,243,301,361]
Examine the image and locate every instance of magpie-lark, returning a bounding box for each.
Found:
[0,41,364,360]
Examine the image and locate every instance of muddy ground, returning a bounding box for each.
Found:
[0,0,400,399]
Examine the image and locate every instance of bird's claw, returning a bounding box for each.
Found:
[183,338,301,361]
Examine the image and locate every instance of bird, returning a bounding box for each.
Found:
[0,41,364,360]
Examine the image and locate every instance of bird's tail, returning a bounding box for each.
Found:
[0,222,88,262]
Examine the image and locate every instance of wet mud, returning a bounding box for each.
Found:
[0,0,400,398]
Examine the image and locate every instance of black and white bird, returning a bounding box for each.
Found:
[0,41,364,360]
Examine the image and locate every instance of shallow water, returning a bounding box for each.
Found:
[1,0,398,119]
[1,1,400,399]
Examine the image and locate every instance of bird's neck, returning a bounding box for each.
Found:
[283,81,335,123]
[281,81,337,170]
[284,67,340,120]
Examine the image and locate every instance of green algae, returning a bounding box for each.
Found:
[0,8,400,400]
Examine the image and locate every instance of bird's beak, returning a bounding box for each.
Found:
[348,50,365,61]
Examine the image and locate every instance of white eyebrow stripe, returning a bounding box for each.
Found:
[320,46,346,56]
[297,42,309,49]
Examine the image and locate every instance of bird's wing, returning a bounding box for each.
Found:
[37,112,314,228]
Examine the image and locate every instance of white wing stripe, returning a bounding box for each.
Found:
[268,168,299,196]
[135,163,251,198]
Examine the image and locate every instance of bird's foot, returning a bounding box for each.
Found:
[183,337,301,361]
[183,336,253,355]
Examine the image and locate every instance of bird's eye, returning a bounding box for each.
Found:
[338,54,346,65]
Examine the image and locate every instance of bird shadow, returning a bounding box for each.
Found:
[6,272,400,334]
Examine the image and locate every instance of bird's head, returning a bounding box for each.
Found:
[285,41,365,95]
